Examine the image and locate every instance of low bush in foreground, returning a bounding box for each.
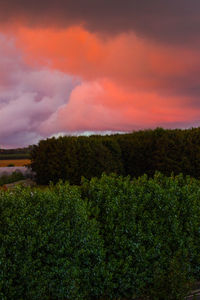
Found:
[81,173,200,299]
[1,173,200,299]
[0,183,104,300]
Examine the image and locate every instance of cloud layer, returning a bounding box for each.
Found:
[1,0,200,43]
[0,35,80,147]
[0,1,200,147]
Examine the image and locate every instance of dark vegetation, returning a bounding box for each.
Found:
[0,146,32,160]
[31,127,200,185]
[2,128,200,299]
[1,173,200,299]
[0,171,25,186]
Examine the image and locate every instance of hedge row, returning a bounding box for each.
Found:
[30,127,200,185]
[1,173,200,299]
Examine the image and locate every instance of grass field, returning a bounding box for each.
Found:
[0,159,31,167]
[0,153,30,160]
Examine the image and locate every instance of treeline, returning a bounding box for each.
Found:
[0,146,32,154]
[31,127,200,185]
[0,146,32,160]
[1,173,200,299]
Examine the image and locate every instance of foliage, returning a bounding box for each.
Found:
[0,171,25,186]
[1,174,200,299]
[30,127,200,185]
[0,182,105,300]
[31,135,123,185]
[0,146,32,158]
[81,173,200,299]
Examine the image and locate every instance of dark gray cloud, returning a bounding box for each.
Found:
[0,0,200,43]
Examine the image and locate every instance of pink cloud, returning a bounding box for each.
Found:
[0,34,80,147]
[40,79,200,135]
[12,27,200,135]
[15,26,200,92]
[1,24,200,147]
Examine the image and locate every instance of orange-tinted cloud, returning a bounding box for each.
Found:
[16,26,200,94]
[40,79,200,135]
[1,22,200,147]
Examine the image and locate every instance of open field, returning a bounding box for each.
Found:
[0,153,30,160]
[0,159,31,167]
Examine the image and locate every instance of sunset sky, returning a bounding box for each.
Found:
[1,0,200,147]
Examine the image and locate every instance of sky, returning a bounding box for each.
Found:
[1,0,200,147]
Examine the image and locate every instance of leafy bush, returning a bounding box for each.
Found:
[81,173,200,299]
[0,182,105,300]
[1,174,200,299]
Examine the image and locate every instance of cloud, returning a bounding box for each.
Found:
[16,26,200,97]
[0,34,80,147]
[40,79,200,135]
[1,25,200,148]
[1,1,200,148]
[0,0,200,44]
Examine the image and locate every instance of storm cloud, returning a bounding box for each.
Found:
[0,0,200,43]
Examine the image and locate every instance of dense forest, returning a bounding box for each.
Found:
[30,127,200,185]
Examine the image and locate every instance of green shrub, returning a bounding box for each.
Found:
[1,174,200,299]
[0,182,105,300]
[81,173,200,299]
